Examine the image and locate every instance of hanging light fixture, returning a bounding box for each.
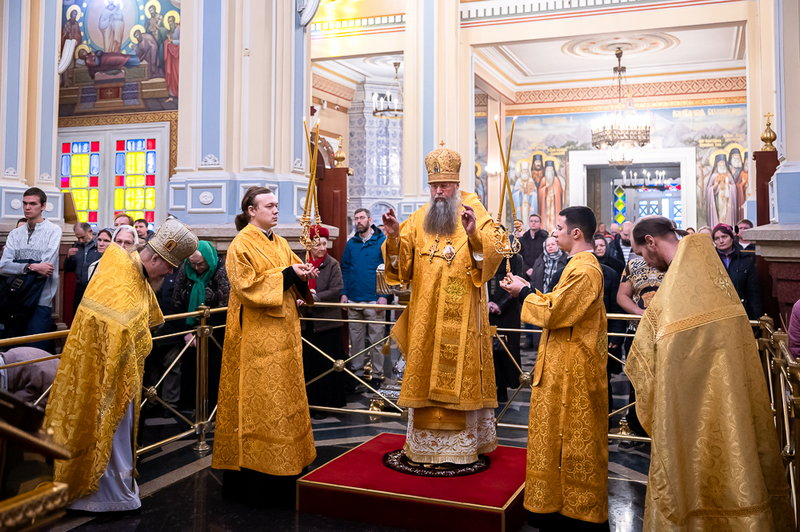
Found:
[591,48,651,168]
[372,61,403,119]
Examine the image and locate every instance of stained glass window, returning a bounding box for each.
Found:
[671,200,683,228]
[114,138,157,224]
[612,185,626,224]
[637,200,660,217]
[60,141,101,224]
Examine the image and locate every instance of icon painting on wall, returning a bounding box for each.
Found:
[59,0,181,117]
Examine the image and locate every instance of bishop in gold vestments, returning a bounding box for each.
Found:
[626,234,792,531]
[383,187,503,464]
[382,144,504,465]
[519,251,608,523]
[213,223,316,476]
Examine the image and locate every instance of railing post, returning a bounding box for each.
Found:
[758,315,777,406]
[193,305,211,455]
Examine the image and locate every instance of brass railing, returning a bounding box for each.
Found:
[758,316,799,526]
[0,303,655,448]
[1,303,792,519]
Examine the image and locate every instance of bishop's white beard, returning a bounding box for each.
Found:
[423,194,461,236]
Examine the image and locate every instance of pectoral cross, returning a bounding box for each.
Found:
[428,236,441,263]
[426,235,456,265]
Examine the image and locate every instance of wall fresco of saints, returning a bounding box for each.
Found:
[59,0,181,117]
[473,105,748,229]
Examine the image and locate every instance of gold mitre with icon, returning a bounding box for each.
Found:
[147,216,199,267]
[425,142,461,184]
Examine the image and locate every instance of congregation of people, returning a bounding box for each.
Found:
[0,187,766,416]
[0,181,793,530]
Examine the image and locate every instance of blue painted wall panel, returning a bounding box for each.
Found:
[3,0,23,171]
[38,0,58,178]
[201,0,222,160]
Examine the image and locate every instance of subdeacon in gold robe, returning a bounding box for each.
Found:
[383,191,504,463]
[625,234,792,531]
[45,244,163,501]
[520,251,608,523]
[212,224,316,476]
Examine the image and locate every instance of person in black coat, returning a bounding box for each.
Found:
[300,227,347,415]
[518,213,549,281]
[518,215,549,348]
[712,223,762,319]
[736,218,756,251]
[487,245,524,403]
[595,234,627,426]
[592,233,624,276]
[63,223,102,312]
[606,220,636,265]
[530,236,568,293]
[172,244,230,409]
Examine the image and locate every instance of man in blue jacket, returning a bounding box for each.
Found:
[340,208,389,383]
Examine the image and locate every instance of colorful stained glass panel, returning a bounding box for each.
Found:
[114,137,158,226]
[61,140,100,227]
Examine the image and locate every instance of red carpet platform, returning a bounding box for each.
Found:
[297,433,526,532]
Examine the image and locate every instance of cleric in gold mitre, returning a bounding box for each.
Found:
[625,216,792,531]
[45,217,198,512]
[381,144,505,466]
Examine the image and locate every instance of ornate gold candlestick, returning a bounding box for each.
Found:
[493,116,521,274]
[301,120,324,259]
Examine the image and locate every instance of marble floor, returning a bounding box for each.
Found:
[46,347,649,532]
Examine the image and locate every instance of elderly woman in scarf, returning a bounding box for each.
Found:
[168,241,230,407]
[530,235,568,294]
[300,225,346,417]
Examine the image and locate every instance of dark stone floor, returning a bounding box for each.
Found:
[47,347,649,532]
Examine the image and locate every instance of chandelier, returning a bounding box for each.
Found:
[372,62,403,119]
[620,169,667,187]
[591,48,651,168]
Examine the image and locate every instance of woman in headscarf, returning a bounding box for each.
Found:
[300,226,346,417]
[530,236,568,294]
[172,240,230,407]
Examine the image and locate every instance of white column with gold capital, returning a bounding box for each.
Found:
[171,0,316,227]
[402,0,474,206]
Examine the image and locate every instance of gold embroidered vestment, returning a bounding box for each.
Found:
[212,224,316,476]
[626,234,792,531]
[382,191,502,411]
[45,244,163,501]
[520,251,608,523]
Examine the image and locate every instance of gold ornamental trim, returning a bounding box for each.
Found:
[59,111,179,178]
[0,481,69,530]
[506,96,747,116]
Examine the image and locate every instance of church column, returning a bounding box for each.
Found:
[775,0,800,160]
[403,0,474,205]
[0,0,62,226]
[347,82,403,216]
[171,0,315,229]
